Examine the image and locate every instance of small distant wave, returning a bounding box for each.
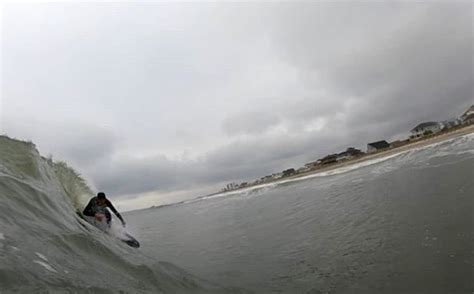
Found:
[187,152,405,204]
[184,185,275,205]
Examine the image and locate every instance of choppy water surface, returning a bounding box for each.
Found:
[127,134,474,293]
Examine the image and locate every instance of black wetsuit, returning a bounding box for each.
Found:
[83,196,124,225]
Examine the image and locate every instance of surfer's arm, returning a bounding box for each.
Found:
[82,199,95,216]
[106,200,125,225]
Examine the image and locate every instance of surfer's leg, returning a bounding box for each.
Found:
[105,210,111,225]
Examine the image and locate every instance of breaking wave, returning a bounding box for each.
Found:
[0,136,246,293]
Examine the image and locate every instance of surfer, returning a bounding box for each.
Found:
[83,192,126,227]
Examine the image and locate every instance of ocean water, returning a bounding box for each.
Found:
[126,134,474,293]
[0,133,473,293]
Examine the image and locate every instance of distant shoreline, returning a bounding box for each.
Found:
[217,124,474,194]
[137,124,473,212]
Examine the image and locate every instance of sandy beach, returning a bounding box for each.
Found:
[226,124,474,191]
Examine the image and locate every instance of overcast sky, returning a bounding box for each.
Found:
[1,1,472,211]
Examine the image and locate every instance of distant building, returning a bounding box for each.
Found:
[461,105,474,124]
[410,121,442,138]
[441,118,462,129]
[272,172,283,179]
[336,147,363,161]
[367,140,390,153]
[282,168,296,177]
[297,166,311,173]
[461,105,474,117]
[320,154,338,164]
[463,114,474,124]
[239,182,248,188]
[305,161,321,169]
[225,183,238,191]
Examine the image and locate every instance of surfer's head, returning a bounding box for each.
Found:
[97,192,106,205]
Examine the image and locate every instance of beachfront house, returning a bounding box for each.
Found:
[259,175,273,183]
[297,166,311,173]
[225,183,238,191]
[239,182,248,188]
[441,118,462,129]
[461,105,474,124]
[410,121,442,138]
[367,140,390,153]
[320,154,338,164]
[336,147,363,161]
[463,114,474,124]
[305,161,321,169]
[282,168,296,177]
[272,172,283,179]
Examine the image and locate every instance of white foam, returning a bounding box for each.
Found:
[191,183,277,203]
[35,252,48,261]
[278,132,474,185]
[108,221,134,241]
[33,260,57,273]
[267,152,403,186]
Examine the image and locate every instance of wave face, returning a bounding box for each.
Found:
[0,136,244,293]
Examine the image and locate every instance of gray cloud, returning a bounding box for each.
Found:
[2,118,117,166]
[272,2,472,125]
[222,111,280,135]
[91,128,349,196]
[2,2,472,207]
